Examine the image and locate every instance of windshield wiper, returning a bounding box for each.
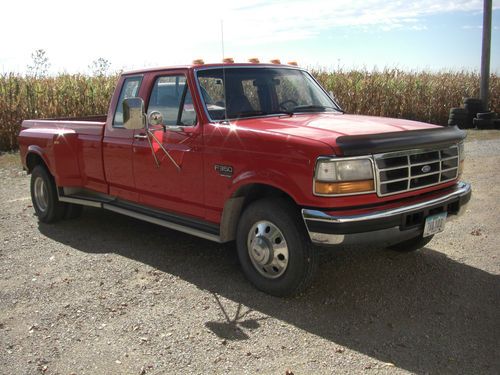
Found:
[232,110,267,118]
[291,105,337,113]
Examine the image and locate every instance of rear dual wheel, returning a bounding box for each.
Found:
[236,198,317,297]
[30,165,82,223]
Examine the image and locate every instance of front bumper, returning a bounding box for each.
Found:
[302,181,472,246]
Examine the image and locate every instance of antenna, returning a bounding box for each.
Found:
[221,20,228,122]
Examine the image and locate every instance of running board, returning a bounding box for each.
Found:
[58,195,103,208]
[102,204,221,243]
[57,189,222,243]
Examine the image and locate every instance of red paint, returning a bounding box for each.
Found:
[18,64,462,225]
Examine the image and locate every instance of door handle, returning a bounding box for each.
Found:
[134,134,148,140]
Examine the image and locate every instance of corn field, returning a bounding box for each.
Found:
[0,74,117,150]
[0,69,498,151]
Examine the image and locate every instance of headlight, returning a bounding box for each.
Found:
[314,158,375,195]
[458,142,465,177]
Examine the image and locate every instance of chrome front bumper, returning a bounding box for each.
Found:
[302,181,472,246]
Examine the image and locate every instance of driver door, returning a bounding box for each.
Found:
[131,73,205,219]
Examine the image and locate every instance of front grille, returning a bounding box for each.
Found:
[374,145,459,196]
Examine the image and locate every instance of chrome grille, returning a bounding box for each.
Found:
[374,145,459,196]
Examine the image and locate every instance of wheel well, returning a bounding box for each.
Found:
[219,183,298,243]
[235,183,296,212]
[26,153,47,174]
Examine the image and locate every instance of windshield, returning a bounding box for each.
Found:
[196,67,340,120]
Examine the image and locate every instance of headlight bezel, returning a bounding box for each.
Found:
[313,155,376,197]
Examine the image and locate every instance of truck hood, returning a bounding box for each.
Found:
[233,113,439,152]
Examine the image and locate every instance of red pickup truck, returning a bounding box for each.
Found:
[18,62,471,296]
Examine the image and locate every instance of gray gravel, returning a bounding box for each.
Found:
[1,130,499,375]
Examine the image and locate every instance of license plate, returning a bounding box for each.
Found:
[423,212,447,237]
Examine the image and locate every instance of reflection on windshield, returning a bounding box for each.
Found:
[197,68,340,120]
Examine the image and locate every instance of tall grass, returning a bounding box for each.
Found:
[0,74,117,150]
[0,69,498,151]
[313,68,498,126]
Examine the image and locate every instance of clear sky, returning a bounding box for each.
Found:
[1,0,499,74]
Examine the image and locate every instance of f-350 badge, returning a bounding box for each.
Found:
[214,164,233,177]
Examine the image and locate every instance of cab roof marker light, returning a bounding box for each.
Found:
[270,59,281,64]
[223,57,234,63]
[192,59,205,65]
[248,58,260,63]
[287,61,298,66]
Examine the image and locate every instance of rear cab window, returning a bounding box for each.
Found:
[113,76,143,127]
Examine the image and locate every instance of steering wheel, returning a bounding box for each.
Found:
[279,99,298,111]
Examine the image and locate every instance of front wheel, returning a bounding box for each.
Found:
[236,198,318,297]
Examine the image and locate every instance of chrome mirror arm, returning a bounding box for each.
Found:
[144,112,181,172]
[147,129,181,172]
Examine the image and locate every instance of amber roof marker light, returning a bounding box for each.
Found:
[270,59,281,64]
[248,58,260,63]
[287,61,298,66]
[223,57,234,63]
[192,59,205,65]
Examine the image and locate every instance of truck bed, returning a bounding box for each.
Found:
[18,117,107,193]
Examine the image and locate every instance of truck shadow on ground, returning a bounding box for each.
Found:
[38,208,500,375]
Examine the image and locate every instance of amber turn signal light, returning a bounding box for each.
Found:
[315,180,374,195]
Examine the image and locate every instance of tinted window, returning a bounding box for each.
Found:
[197,68,338,120]
[147,75,197,126]
[113,76,142,126]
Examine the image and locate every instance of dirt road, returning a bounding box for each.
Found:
[1,131,499,375]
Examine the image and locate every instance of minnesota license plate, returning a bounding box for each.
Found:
[423,212,447,237]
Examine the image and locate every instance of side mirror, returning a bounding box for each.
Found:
[148,111,163,126]
[123,97,145,130]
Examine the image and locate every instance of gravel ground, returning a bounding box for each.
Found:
[1,130,499,375]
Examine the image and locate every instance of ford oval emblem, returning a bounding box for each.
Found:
[421,165,431,173]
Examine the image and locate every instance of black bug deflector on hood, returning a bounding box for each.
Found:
[336,125,466,156]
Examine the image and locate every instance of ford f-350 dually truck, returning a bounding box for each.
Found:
[18,62,471,296]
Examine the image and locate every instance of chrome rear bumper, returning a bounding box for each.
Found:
[302,181,471,246]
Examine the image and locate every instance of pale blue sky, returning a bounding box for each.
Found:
[1,0,498,73]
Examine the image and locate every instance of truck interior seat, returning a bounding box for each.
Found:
[227,94,254,117]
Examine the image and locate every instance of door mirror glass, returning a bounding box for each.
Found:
[148,111,163,126]
[123,97,145,130]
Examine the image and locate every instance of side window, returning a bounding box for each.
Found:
[113,76,142,127]
[148,75,197,126]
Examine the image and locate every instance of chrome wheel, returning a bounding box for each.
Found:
[247,220,289,279]
[33,176,49,212]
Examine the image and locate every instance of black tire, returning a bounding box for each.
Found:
[464,97,482,105]
[448,117,474,129]
[463,98,484,117]
[477,112,497,120]
[448,118,465,128]
[388,234,434,252]
[449,113,467,120]
[449,107,467,116]
[30,165,67,223]
[65,203,83,219]
[236,198,318,297]
[474,118,495,129]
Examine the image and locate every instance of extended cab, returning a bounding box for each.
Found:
[18,62,471,296]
